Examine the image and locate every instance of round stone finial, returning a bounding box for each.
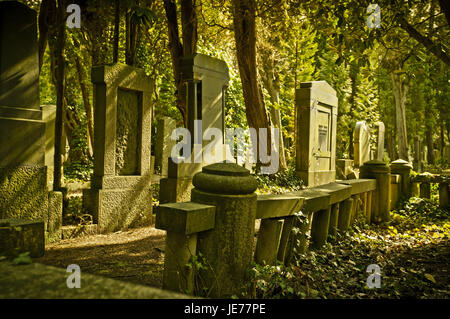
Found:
[193,163,258,195]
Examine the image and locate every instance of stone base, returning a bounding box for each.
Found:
[61,224,98,239]
[0,218,45,258]
[0,166,48,221]
[46,191,63,243]
[160,177,194,204]
[83,188,152,233]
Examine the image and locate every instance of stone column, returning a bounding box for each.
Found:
[310,206,331,249]
[191,163,257,298]
[337,198,353,231]
[420,182,431,199]
[254,218,284,265]
[328,203,339,237]
[360,160,391,223]
[390,159,413,200]
[156,201,215,294]
[439,183,449,208]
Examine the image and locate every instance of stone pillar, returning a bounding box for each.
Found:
[83,64,153,233]
[337,198,353,231]
[439,183,449,208]
[420,182,431,199]
[156,202,215,294]
[310,206,331,249]
[191,163,257,298]
[328,203,339,237]
[159,160,202,204]
[360,160,391,223]
[390,159,413,200]
[255,218,284,265]
[155,117,176,177]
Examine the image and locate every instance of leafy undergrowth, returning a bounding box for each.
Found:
[254,166,305,194]
[246,197,449,299]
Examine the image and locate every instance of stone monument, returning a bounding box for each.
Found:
[295,81,338,187]
[83,64,154,233]
[354,121,371,167]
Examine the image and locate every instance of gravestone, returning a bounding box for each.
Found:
[0,2,62,244]
[0,1,48,222]
[354,121,371,167]
[295,81,338,187]
[83,64,154,233]
[374,121,385,161]
[155,116,176,177]
[182,54,229,155]
[160,54,229,202]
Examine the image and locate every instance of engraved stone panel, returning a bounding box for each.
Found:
[115,89,141,175]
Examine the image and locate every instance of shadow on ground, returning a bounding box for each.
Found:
[35,226,166,288]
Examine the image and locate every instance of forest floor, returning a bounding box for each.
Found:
[36,197,449,299]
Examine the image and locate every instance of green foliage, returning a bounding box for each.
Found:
[12,252,33,265]
[254,166,304,194]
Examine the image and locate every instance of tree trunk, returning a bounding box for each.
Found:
[163,0,197,127]
[53,0,66,190]
[74,54,94,157]
[232,0,271,153]
[391,72,409,160]
[260,52,287,171]
[348,63,359,159]
[38,0,56,73]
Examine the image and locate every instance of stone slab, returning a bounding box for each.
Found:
[312,182,352,205]
[0,218,44,258]
[0,261,190,298]
[288,189,330,212]
[337,179,377,195]
[256,194,304,219]
[156,202,216,235]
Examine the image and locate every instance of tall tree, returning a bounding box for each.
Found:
[163,0,198,127]
[231,0,271,150]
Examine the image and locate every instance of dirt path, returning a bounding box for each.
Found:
[36,226,166,288]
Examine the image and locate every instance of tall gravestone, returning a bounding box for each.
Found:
[354,121,371,167]
[160,54,229,203]
[0,2,48,221]
[295,81,338,187]
[83,64,154,233]
[182,54,229,152]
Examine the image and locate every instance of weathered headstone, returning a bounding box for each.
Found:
[354,121,371,167]
[0,2,48,223]
[155,116,176,177]
[83,64,153,233]
[295,81,338,187]
[414,136,423,172]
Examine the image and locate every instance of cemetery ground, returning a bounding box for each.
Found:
[34,176,450,299]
